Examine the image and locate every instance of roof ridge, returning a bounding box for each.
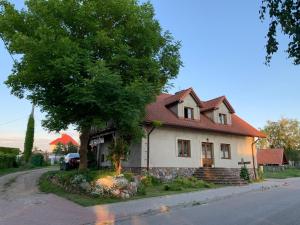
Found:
[203,95,225,103]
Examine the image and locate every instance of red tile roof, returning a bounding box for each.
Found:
[49,134,79,146]
[257,148,288,165]
[145,91,266,138]
[164,88,203,107]
[202,96,235,113]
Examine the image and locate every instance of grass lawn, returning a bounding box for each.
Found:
[264,168,300,179]
[39,170,216,207]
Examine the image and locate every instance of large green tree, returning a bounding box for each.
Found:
[24,106,35,162]
[260,0,299,65]
[257,118,300,160]
[0,0,181,170]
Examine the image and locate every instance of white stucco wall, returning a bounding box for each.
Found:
[141,126,256,169]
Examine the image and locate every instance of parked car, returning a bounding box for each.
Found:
[60,153,80,170]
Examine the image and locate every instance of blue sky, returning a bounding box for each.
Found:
[0,0,299,151]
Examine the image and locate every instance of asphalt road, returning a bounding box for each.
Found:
[1,168,300,225]
[116,179,300,225]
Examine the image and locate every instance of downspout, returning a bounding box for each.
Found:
[251,137,260,180]
[146,126,156,172]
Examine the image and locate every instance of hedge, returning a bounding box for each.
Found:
[0,152,17,169]
[31,153,45,167]
[0,147,20,155]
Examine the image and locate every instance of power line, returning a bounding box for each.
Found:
[0,116,27,126]
[0,34,17,64]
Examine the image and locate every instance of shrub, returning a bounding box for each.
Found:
[137,184,147,195]
[0,152,17,169]
[0,147,20,155]
[123,172,134,182]
[163,183,182,191]
[163,177,214,191]
[240,167,250,181]
[141,175,161,187]
[31,153,45,167]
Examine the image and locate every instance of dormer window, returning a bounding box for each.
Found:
[184,107,194,119]
[219,113,227,125]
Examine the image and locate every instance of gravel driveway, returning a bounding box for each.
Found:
[0,168,96,225]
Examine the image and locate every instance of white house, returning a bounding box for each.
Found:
[90,88,265,183]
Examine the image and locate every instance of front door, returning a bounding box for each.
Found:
[202,142,214,167]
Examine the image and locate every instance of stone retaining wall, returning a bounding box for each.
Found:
[123,167,257,181]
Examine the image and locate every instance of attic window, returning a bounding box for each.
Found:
[219,113,227,125]
[184,107,194,119]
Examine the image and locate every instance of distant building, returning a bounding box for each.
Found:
[49,134,79,152]
[257,148,288,166]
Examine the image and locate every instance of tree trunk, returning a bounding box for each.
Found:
[115,160,122,175]
[79,128,90,171]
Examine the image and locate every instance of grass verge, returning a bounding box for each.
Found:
[264,168,300,179]
[0,165,55,177]
[39,170,216,207]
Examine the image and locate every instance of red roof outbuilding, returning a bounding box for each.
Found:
[50,134,79,146]
[257,148,288,166]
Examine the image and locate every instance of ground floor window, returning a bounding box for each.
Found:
[178,139,191,157]
[221,144,231,159]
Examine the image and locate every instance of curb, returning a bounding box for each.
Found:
[82,182,281,225]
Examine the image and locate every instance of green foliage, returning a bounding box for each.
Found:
[24,111,35,163]
[152,120,162,128]
[257,118,300,161]
[0,152,17,169]
[30,153,45,167]
[240,167,250,181]
[285,149,300,162]
[53,143,65,155]
[137,183,147,195]
[260,0,299,65]
[0,147,20,155]
[163,177,214,191]
[0,0,181,170]
[67,143,78,153]
[123,172,134,182]
[53,142,79,155]
[141,175,161,187]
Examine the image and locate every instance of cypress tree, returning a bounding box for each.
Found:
[24,106,35,163]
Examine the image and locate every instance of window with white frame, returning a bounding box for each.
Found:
[178,139,191,157]
[184,107,194,119]
[219,113,227,125]
[221,144,231,159]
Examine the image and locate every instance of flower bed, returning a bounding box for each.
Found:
[45,170,141,199]
[40,170,216,206]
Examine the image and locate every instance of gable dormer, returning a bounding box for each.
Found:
[165,88,203,120]
[202,96,235,125]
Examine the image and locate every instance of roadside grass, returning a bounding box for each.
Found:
[264,168,300,179]
[0,165,56,177]
[39,170,216,207]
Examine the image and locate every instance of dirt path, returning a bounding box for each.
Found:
[0,168,96,225]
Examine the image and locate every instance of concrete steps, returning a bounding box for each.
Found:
[193,168,248,186]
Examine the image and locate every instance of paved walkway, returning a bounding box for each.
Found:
[0,168,296,225]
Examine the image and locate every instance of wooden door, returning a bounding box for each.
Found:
[202,142,214,167]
